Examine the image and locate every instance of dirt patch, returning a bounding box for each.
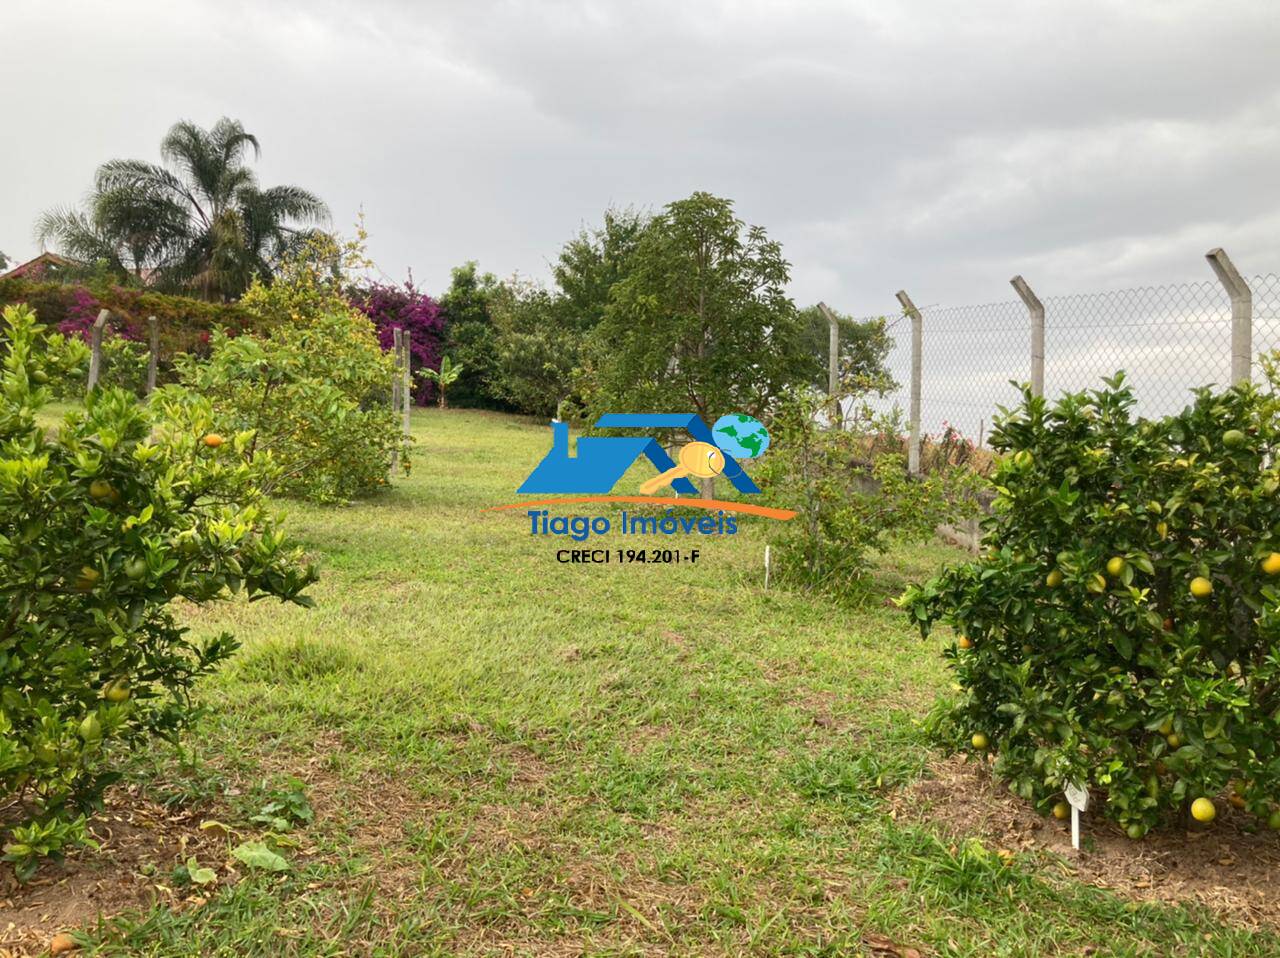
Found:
[0,785,227,957]
[892,754,1280,929]
[625,724,673,754]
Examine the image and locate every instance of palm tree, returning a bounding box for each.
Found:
[36,118,329,300]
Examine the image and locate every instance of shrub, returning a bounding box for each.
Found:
[488,279,584,418]
[96,335,151,396]
[0,278,262,384]
[171,307,408,504]
[349,280,444,405]
[900,372,1280,835]
[757,389,983,599]
[39,332,92,400]
[0,303,316,877]
[439,262,505,410]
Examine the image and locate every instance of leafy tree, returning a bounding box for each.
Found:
[196,236,408,503]
[554,208,648,328]
[488,279,581,418]
[169,314,406,504]
[797,305,896,394]
[482,207,650,418]
[36,118,328,300]
[439,262,503,409]
[902,371,1280,835]
[0,304,316,877]
[583,192,808,422]
[0,251,9,272]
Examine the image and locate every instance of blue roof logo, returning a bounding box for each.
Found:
[517,413,765,496]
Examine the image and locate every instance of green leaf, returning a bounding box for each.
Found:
[231,840,289,872]
[185,856,217,885]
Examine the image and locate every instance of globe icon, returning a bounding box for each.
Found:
[712,413,770,460]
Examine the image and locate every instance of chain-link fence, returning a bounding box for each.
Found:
[850,254,1280,453]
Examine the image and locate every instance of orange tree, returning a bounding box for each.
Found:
[901,371,1280,836]
[0,304,316,877]
[170,306,407,504]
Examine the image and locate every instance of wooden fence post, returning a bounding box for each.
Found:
[146,316,159,394]
[86,309,109,394]
[390,328,404,473]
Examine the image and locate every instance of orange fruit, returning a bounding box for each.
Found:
[1106,556,1127,578]
[1262,553,1280,576]
[88,479,114,501]
[957,636,973,650]
[1190,797,1216,823]
[1045,569,1063,588]
[202,433,224,448]
[971,733,989,750]
[1189,576,1213,598]
[1052,801,1070,820]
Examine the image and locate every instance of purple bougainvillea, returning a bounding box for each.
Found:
[350,280,445,404]
[57,288,102,340]
[57,287,144,342]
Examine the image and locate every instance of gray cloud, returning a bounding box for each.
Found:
[3,0,1278,316]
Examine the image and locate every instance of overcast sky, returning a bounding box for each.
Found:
[3,0,1279,317]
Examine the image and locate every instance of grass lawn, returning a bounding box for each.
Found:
[20,406,1280,956]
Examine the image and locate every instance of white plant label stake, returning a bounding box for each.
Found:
[1064,781,1089,851]
[764,545,771,590]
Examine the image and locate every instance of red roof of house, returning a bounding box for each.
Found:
[0,252,77,280]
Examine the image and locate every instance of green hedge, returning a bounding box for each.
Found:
[0,279,270,382]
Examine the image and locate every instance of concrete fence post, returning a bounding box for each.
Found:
[1205,248,1252,384]
[400,330,412,443]
[86,309,109,393]
[146,316,159,395]
[390,328,404,473]
[1010,275,1045,398]
[895,290,923,475]
[817,301,841,427]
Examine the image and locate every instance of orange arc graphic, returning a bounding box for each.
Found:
[483,496,796,521]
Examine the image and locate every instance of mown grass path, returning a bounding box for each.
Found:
[80,409,1279,956]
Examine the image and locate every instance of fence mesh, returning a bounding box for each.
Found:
[856,273,1280,446]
